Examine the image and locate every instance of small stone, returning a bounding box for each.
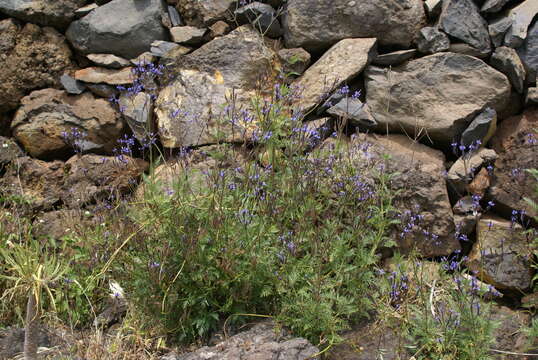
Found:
[87,53,131,69]
[372,49,416,66]
[327,98,377,127]
[490,47,526,93]
[150,40,185,57]
[170,26,207,45]
[461,107,497,148]
[447,148,498,194]
[489,17,513,48]
[74,67,133,85]
[209,20,230,37]
[0,136,24,166]
[416,27,450,54]
[526,87,538,106]
[481,0,510,13]
[119,92,154,142]
[60,74,86,95]
[466,167,490,196]
[503,0,538,48]
[277,48,311,77]
[168,6,183,26]
[454,214,477,236]
[75,3,99,18]
[235,1,282,38]
[131,52,156,66]
[453,196,475,214]
[467,215,533,291]
[85,83,117,98]
[448,43,490,58]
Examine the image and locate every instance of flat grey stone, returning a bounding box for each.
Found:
[60,74,86,95]
[66,0,168,59]
[372,49,416,66]
[490,46,526,93]
[150,40,181,57]
[87,53,131,69]
[327,98,377,127]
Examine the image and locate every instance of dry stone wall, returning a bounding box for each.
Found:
[0,0,537,357]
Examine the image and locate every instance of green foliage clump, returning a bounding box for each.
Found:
[122,85,397,346]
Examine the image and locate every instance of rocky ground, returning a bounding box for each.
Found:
[0,0,537,359]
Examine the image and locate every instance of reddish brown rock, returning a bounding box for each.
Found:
[466,167,490,196]
[0,19,73,113]
[0,157,65,211]
[11,89,124,160]
[62,154,149,208]
[74,67,134,85]
[490,108,538,218]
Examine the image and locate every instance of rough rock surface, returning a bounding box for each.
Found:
[372,49,416,66]
[503,0,538,48]
[235,2,282,38]
[87,53,131,69]
[278,48,311,77]
[447,148,498,195]
[327,98,377,128]
[0,0,86,29]
[294,38,377,112]
[66,0,168,59]
[490,305,533,355]
[0,157,65,211]
[119,92,154,142]
[490,46,526,93]
[416,27,450,54]
[438,0,491,53]
[11,89,124,159]
[0,19,73,113]
[467,215,533,291]
[489,17,512,48]
[74,67,134,85]
[518,20,537,84]
[282,0,425,51]
[170,26,207,45]
[0,136,24,166]
[460,107,497,148]
[490,108,538,218]
[165,321,319,360]
[346,134,459,257]
[481,0,510,13]
[60,74,86,95]
[365,53,510,144]
[156,26,278,148]
[175,0,235,27]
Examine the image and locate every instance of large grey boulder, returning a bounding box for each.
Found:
[294,38,377,112]
[155,26,278,148]
[11,88,124,160]
[365,53,510,144]
[490,46,526,93]
[282,0,425,52]
[163,321,319,360]
[66,0,168,59]
[0,0,86,29]
[518,20,538,84]
[438,0,491,53]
